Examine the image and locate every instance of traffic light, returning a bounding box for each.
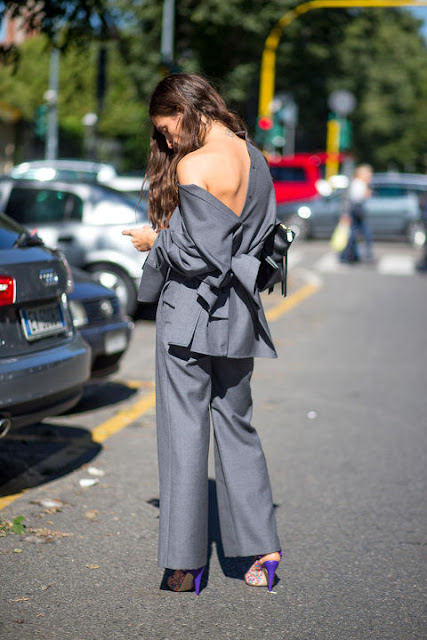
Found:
[256,116,274,147]
[257,116,274,131]
[34,105,48,139]
[256,115,285,151]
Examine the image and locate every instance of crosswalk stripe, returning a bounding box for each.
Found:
[313,252,416,276]
[377,255,415,276]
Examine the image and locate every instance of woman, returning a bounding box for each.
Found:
[123,74,281,595]
[340,164,374,264]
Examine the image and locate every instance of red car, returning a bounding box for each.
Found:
[268,153,323,205]
[268,152,350,206]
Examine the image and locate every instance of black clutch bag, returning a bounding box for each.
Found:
[257,222,295,296]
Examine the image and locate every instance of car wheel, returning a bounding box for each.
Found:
[287,215,309,240]
[86,263,137,316]
[406,221,426,247]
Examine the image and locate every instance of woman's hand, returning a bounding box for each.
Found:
[122,225,158,252]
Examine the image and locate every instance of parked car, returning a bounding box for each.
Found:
[9,159,148,206]
[278,175,423,243]
[0,179,149,316]
[10,159,117,184]
[268,152,350,206]
[105,175,147,199]
[268,153,323,205]
[69,267,133,378]
[371,172,427,201]
[0,213,91,437]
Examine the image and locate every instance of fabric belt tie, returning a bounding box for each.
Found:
[196,254,261,311]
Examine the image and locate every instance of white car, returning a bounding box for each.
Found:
[0,178,148,316]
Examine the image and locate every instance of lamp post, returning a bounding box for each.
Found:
[326,90,356,179]
[45,48,59,160]
[82,113,98,161]
[161,0,175,68]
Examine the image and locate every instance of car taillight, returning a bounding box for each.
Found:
[0,276,16,306]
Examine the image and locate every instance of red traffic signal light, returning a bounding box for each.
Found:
[257,117,274,131]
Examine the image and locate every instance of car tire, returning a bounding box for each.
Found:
[86,263,137,316]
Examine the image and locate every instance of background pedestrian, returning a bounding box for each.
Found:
[341,164,374,263]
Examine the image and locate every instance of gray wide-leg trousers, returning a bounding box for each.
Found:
[155,333,281,570]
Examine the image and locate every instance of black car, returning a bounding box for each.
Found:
[68,268,133,378]
[0,213,91,437]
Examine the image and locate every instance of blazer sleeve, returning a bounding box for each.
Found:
[138,191,240,303]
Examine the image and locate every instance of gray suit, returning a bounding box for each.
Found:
[139,136,281,569]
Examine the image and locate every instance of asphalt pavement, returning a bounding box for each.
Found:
[1,240,426,640]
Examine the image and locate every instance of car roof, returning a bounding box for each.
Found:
[2,177,134,196]
[372,173,427,187]
[0,178,149,215]
[10,159,117,182]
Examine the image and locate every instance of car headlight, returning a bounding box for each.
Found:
[69,300,89,327]
[298,206,312,219]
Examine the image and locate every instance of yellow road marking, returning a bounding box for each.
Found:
[265,282,321,322]
[91,390,156,444]
[0,491,26,511]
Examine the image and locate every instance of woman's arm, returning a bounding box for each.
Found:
[122,225,158,252]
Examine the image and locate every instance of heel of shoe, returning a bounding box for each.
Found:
[262,550,282,592]
[190,566,205,596]
[262,560,279,592]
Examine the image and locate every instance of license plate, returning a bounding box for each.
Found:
[20,303,66,342]
[105,330,128,354]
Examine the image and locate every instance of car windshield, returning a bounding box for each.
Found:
[92,184,144,208]
[0,212,23,248]
[371,186,408,197]
[269,166,307,182]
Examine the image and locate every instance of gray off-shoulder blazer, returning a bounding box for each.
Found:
[138,136,277,359]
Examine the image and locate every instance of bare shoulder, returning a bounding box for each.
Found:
[177,149,211,188]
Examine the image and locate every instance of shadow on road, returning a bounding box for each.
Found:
[64,378,138,414]
[0,422,101,498]
[0,379,139,499]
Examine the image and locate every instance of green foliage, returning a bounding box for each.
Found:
[0,515,26,535]
[1,0,111,50]
[1,1,426,171]
[111,1,427,171]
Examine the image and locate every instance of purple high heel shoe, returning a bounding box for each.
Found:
[244,551,282,592]
[167,566,205,596]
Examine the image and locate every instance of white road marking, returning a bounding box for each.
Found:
[377,255,416,276]
[313,252,417,276]
[315,252,341,272]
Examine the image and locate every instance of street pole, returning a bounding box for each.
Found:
[258,0,427,119]
[161,0,175,66]
[45,48,59,160]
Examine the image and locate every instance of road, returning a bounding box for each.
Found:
[1,240,426,640]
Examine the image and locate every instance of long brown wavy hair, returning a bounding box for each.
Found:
[146,73,247,229]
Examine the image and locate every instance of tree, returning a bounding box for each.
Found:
[0,1,111,50]
[2,1,426,171]
[0,34,148,168]
[110,1,427,170]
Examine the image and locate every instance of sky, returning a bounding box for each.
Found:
[408,5,427,40]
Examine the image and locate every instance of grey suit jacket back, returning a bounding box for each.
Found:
[138,136,277,358]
